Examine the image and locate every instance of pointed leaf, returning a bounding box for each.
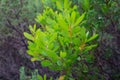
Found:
[37,75,43,80]
[71,11,76,25]
[86,34,98,42]
[74,13,86,26]
[56,1,63,11]
[84,44,98,51]
[44,74,47,80]
[29,25,33,33]
[64,0,69,9]
[24,32,34,40]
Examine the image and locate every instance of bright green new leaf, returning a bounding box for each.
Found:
[71,11,76,25]
[44,74,47,80]
[33,24,37,32]
[37,75,43,80]
[31,58,39,62]
[58,36,64,46]
[49,33,57,43]
[57,14,68,31]
[29,25,33,33]
[64,0,70,9]
[74,12,86,27]
[24,0,98,77]
[60,51,67,58]
[56,1,63,11]
[24,32,34,41]
[79,27,86,40]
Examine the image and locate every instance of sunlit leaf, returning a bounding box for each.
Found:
[74,12,86,26]
[24,32,34,40]
[60,51,67,58]
[56,1,63,11]
[71,11,76,25]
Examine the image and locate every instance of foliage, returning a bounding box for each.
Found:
[77,0,120,79]
[0,0,44,38]
[24,0,98,79]
[0,0,119,80]
[19,66,53,80]
[20,67,26,80]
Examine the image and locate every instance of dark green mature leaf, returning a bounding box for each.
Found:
[82,0,90,11]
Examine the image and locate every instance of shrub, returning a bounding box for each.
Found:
[19,66,53,80]
[24,0,98,79]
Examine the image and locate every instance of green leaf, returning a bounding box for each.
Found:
[24,32,34,40]
[24,0,98,75]
[57,60,62,66]
[57,14,68,31]
[31,58,38,62]
[33,24,37,32]
[37,75,43,80]
[86,34,98,42]
[79,27,86,40]
[74,13,86,27]
[29,25,33,33]
[64,0,69,9]
[84,44,98,51]
[46,50,59,62]
[101,4,109,13]
[82,0,90,11]
[60,51,67,58]
[49,33,57,43]
[41,60,52,67]
[56,1,63,11]
[71,11,76,25]
[50,77,53,80]
[35,28,41,38]
[58,36,64,46]
[44,74,47,80]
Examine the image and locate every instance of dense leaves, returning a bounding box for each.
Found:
[24,0,98,79]
[0,0,120,80]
